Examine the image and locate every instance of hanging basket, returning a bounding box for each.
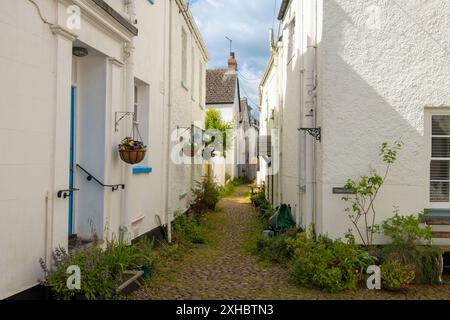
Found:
[118,136,147,165]
[118,120,147,165]
[119,149,146,165]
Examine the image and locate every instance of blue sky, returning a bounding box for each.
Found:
[190,0,281,118]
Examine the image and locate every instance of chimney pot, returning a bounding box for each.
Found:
[228,52,237,71]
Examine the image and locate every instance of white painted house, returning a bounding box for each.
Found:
[206,53,259,183]
[0,0,207,299]
[259,0,450,243]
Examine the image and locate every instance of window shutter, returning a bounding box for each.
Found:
[430,115,450,202]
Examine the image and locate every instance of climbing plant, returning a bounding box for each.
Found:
[342,141,403,246]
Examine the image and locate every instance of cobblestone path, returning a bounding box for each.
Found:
[134,185,450,300]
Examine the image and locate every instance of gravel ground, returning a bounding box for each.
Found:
[133,185,450,300]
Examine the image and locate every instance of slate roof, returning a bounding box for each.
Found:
[206,69,238,105]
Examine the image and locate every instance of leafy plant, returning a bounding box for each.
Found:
[205,108,233,158]
[379,212,443,284]
[381,260,415,291]
[172,213,208,245]
[220,180,236,198]
[342,141,403,246]
[251,186,268,208]
[190,177,221,215]
[39,232,154,300]
[288,231,375,293]
[380,211,432,246]
[251,229,297,264]
[118,137,146,151]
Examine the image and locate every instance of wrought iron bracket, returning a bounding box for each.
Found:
[115,112,135,132]
[299,127,321,142]
[57,189,79,199]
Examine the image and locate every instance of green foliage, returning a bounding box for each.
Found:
[172,213,208,245]
[379,212,442,285]
[232,177,251,186]
[190,177,221,215]
[342,141,403,245]
[205,108,233,158]
[380,243,443,285]
[251,186,268,208]
[251,229,297,265]
[381,260,415,290]
[288,232,375,293]
[220,181,236,198]
[225,173,232,184]
[39,233,154,300]
[380,211,432,246]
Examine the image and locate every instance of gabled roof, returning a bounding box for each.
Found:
[206,69,238,105]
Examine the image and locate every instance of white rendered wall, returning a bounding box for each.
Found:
[317,0,450,241]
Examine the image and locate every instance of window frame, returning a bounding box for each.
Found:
[426,109,450,207]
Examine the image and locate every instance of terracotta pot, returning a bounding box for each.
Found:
[119,149,146,165]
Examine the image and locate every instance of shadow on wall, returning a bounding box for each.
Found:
[315,0,449,238]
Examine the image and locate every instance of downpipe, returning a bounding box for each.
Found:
[123,0,137,241]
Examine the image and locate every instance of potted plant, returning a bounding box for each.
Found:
[381,260,415,291]
[183,143,199,157]
[118,137,147,165]
[39,233,154,300]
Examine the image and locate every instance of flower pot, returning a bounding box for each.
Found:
[183,146,199,157]
[141,265,154,279]
[119,149,146,165]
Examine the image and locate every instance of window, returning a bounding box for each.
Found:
[430,115,450,202]
[199,62,203,106]
[191,46,195,98]
[133,79,150,171]
[287,18,295,61]
[134,85,138,122]
[181,28,188,84]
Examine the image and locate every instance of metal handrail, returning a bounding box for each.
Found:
[76,164,125,191]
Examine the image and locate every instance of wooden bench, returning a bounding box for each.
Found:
[249,185,264,196]
[423,209,450,246]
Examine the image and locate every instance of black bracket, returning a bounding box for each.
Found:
[299,127,321,142]
[57,189,79,199]
[115,112,135,132]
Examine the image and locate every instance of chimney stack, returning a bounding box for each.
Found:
[228,52,237,71]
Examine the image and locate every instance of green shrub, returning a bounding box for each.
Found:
[252,230,296,264]
[381,211,432,246]
[232,177,251,186]
[39,232,154,300]
[220,181,236,198]
[251,186,268,208]
[190,177,221,215]
[379,212,443,284]
[172,213,207,245]
[381,260,415,291]
[381,243,443,285]
[288,232,375,293]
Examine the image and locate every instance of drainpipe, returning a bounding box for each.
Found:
[163,0,173,243]
[303,0,317,231]
[123,0,136,241]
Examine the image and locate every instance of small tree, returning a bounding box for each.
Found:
[205,108,233,158]
[342,141,403,246]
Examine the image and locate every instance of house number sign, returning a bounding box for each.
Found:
[332,187,356,195]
